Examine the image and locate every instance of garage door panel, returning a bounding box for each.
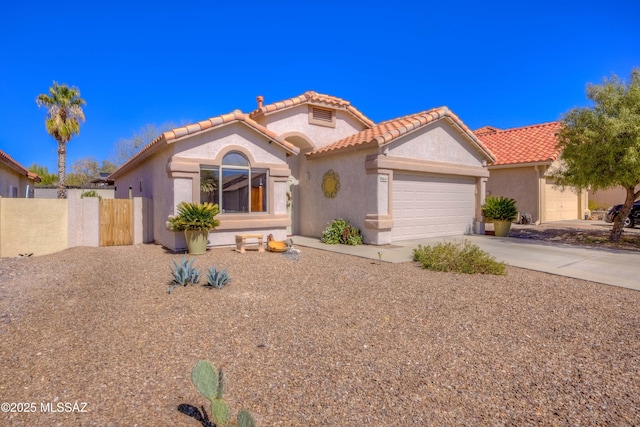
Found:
[545,183,578,221]
[392,174,475,241]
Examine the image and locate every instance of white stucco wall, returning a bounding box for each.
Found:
[299,150,374,241]
[261,106,367,149]
[177,123,288,164]
[387,122,486,167]
[0,165,34,198]
[487,167,540,222]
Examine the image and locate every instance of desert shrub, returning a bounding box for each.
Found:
[588,200,609,211]
[321,218,363,245]
[412,240,506,275]
[80,190,102,200]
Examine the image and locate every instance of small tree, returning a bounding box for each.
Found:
[27,163,57,186]
[36,82,86,198]
[112,122,184,165]
[555,69,640,242]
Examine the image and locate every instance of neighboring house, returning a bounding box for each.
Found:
[0,149,40,198]
[474,122,588,223]
[589,185,640,210]
[110,91,495,251]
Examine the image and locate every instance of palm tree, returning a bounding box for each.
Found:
[36,81,86,198]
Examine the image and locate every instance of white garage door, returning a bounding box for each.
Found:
[392,174,476,241]
[545,182,579,221]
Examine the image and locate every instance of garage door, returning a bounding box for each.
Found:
[545,182,579,221]
[392,174,476,241]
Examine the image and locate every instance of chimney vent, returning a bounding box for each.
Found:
[257,95,264,109]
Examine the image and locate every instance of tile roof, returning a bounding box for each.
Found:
[474,126,501,137]
[473,121,562,166]
[249,91,375,128]
[307,107,496,162]
[110,110,300,179]
[0,149,40,181]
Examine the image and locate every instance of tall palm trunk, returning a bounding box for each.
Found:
[57,141,67,199]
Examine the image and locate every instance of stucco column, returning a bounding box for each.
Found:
[535,165,545,224]
[475,177,487,234]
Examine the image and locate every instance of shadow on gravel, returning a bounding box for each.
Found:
[178,404,216,427]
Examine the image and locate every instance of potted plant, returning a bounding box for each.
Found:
[481,196,518,237]
[168,202,220,254]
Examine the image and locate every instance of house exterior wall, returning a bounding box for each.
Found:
[300,121,491,244]
[0,165,34,198]
[258,106,367,149]
[113,122,293,251]
[386,122,487,167]
[590,185,640,209]
[487,166,541,222]
[301,148,375,241]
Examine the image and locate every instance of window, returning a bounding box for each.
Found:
[200,152,267,213]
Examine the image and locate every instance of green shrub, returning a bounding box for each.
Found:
[321,218,363,245]
[412,240,506,275]
[482,196,518,221]
[167,256,201,293]
[588,200,608,211]
[80,190,102,200]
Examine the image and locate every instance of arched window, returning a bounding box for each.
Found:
[200,152,267,213]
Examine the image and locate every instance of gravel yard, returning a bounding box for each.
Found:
[1,243,639,426]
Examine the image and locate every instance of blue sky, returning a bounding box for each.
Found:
[1,0,639,172]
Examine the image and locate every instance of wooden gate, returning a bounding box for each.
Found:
[100,199,133,246]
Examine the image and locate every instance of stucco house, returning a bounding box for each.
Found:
[474,122,588,223]
[0,149,40,198]
[110,91,495,251]
[589,185,640,210]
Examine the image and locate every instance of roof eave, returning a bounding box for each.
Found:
[306,139,378,159]
[489,160,554,169]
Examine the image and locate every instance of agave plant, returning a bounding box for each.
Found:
[169,202,221,232]
[204,265,231,289]
[167,256,201,293]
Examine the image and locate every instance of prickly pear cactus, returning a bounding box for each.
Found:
[189,360,257,426]
[212,398,230,426]
[237,408,257,427]
[191,360,218,401]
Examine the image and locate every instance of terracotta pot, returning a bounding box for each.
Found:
[184,229,209,255]
[493,220,512,237]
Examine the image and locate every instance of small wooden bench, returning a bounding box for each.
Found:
[235,234,264,253]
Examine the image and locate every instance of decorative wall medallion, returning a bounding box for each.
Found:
[322,169,340,198]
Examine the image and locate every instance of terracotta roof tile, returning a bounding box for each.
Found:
[474,126,501,137]
[0,149,41,182]
[307,107,495,162]
[473,122,561,166]
[249,91,375,128]
[110,110,299,179]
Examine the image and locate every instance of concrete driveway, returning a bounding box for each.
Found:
[294,223,640,291]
